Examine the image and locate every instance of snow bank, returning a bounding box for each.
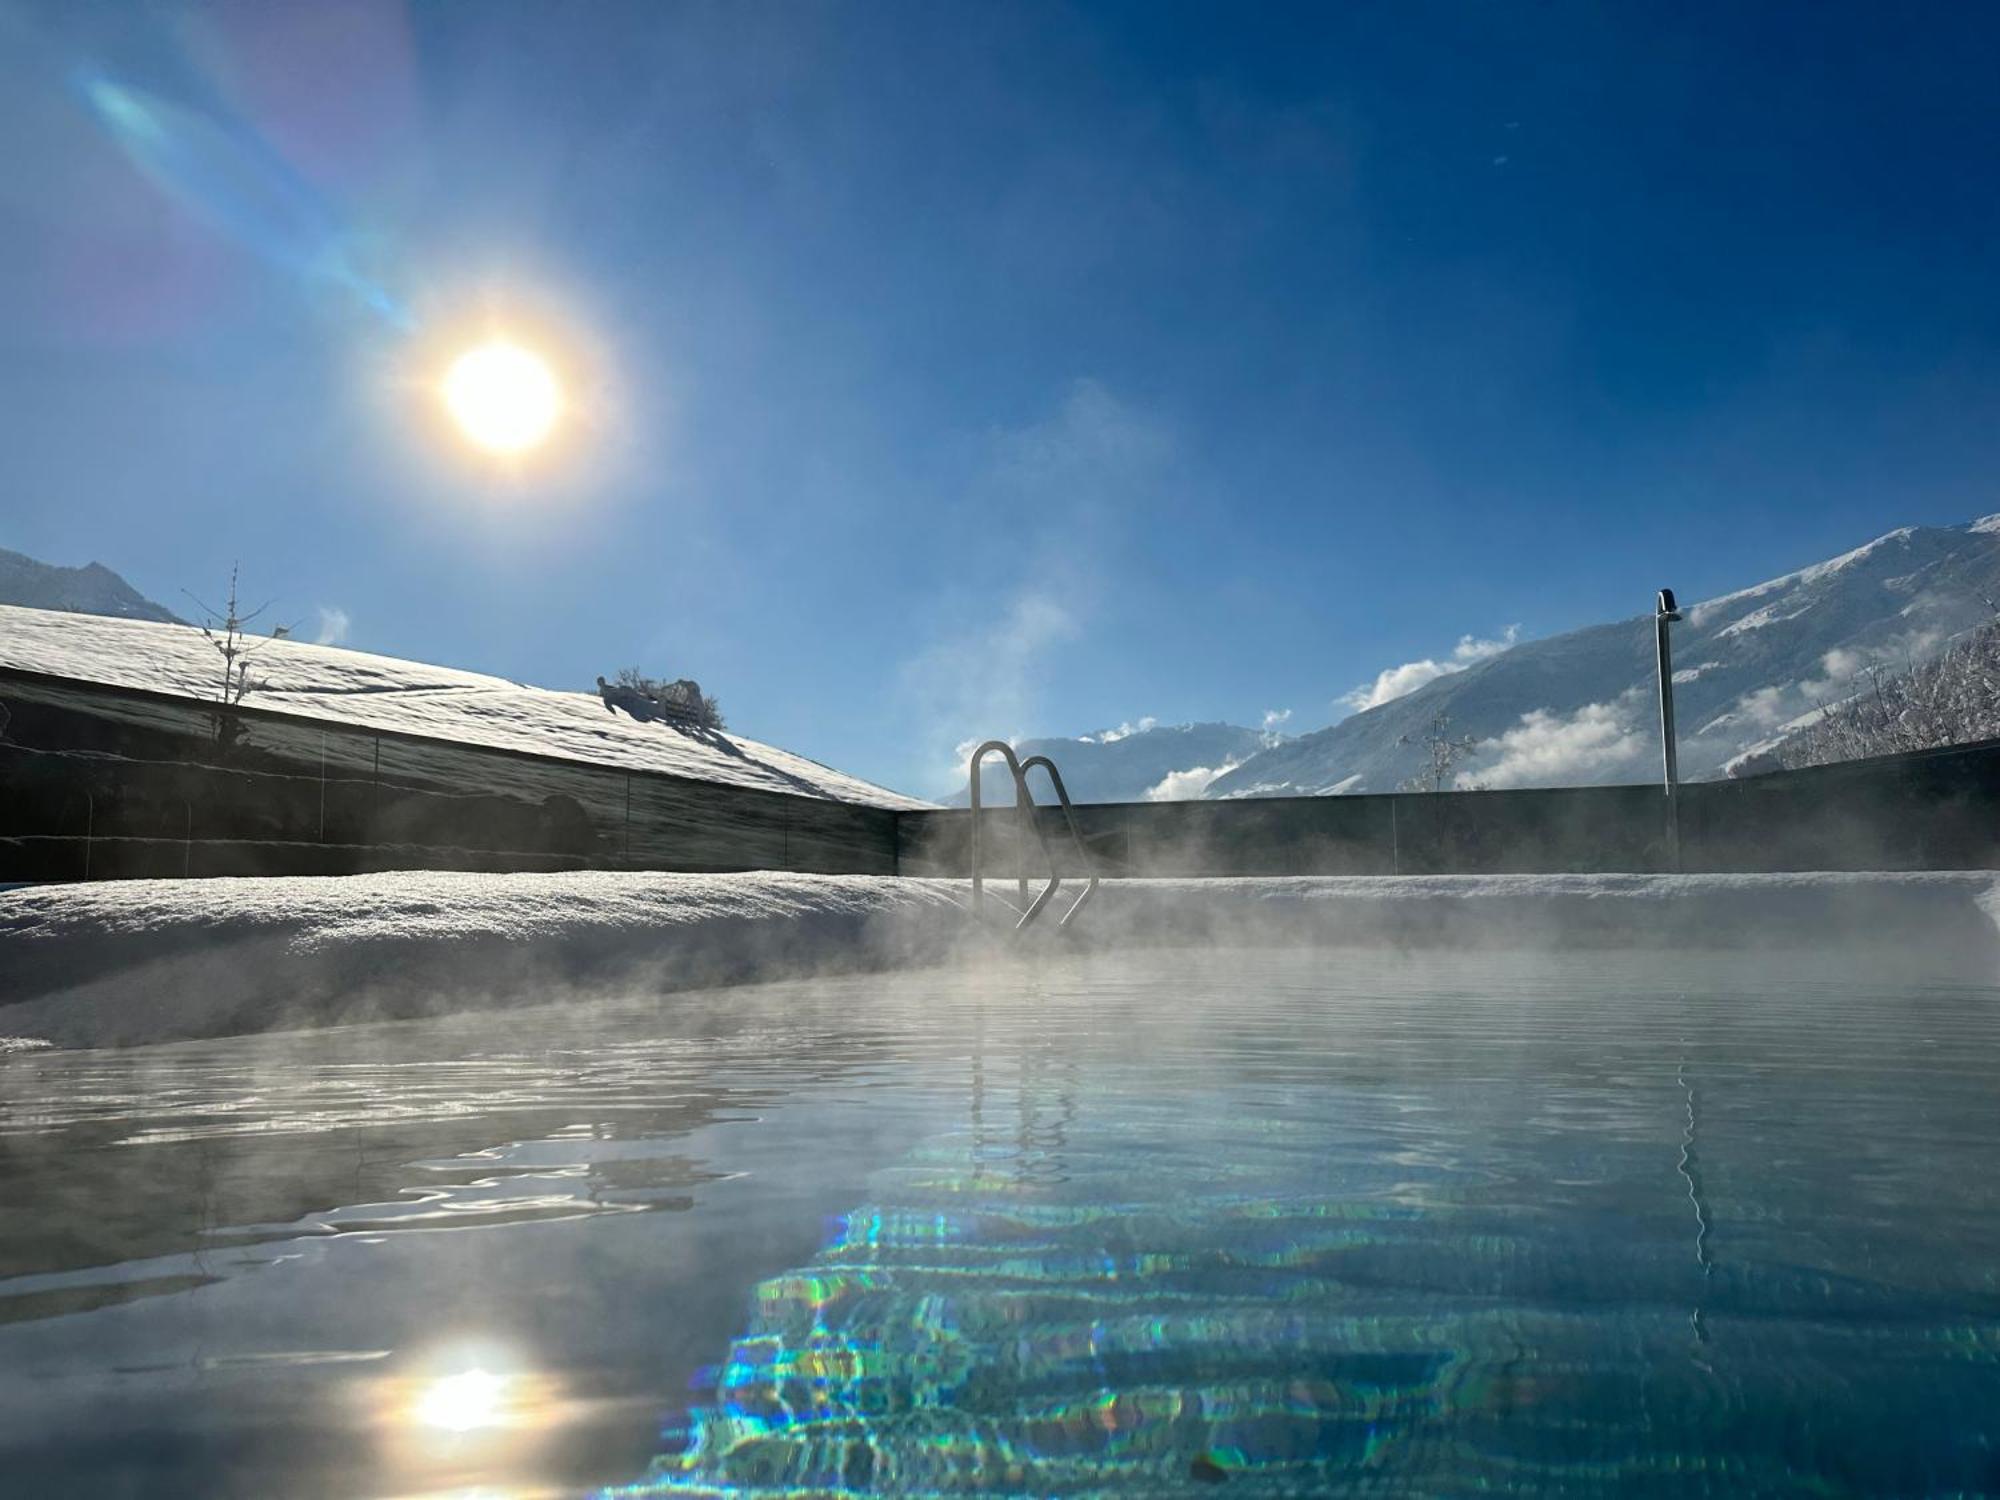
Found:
[0,604,929,809]
[1074,872,2000,962]
[6,871,1999,1050]
[0,872,975,1048]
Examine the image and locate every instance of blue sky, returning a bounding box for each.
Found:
[2,1,1997,796]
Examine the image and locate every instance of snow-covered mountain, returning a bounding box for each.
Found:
[952,721,1278,805]
[0,604,928,809]
[1208,517,2000,798]
[0,549,181,623]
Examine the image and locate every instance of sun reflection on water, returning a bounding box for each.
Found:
[415,1367,512,1433]
[369,1340,576,1496]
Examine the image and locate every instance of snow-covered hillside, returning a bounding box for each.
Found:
[1208,516,2000,798]
[0,605,929,810]
[953,721,1280,805]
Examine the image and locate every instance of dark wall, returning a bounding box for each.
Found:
[0,669,899,882]
[9,666,2000,886]
[1679,740,2000,872]
[900,737,2000,878]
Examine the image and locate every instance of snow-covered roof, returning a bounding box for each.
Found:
[0,604,931,810]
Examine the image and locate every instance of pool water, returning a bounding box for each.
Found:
[4,947,2000,1496]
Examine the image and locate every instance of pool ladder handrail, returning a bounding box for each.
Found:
[967,740,1099,931]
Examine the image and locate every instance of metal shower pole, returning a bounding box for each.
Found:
[1655,587,1682,870]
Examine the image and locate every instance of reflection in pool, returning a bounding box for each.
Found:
[5,948,2000,1495]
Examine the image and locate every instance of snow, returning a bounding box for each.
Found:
[1691,526,1918,621]
[0,871,974,1048]
[1715,601,1815,638]
[1790,527,1919,586]
[0,605,930,809]
[1721,737,1786,777]
[1141,762,1241,800]
[1080,871,2000,966]
[1211,779,1306,800]
[6,869,1998,1049]
[1971,514,2000,535]
[1087,717,1158,743]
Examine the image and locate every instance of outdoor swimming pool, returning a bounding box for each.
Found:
[4,946,2000,1496]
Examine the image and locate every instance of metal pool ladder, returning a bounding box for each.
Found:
[967,740,1099,931]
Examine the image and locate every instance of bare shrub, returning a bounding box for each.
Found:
[1399,709,1481,792]
[1773,618,2000,769]
[611,665,727,731]
[184,564,285,706]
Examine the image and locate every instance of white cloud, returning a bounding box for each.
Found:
[1460,691,1648,789]
[1091,716,1158,743]
[1821,630,1939,681]
[1344,658,1457,712]
[1144,762,1240,801]
[313,606,351,646]
[1691,631,1946,743]
[1340,626,1520,713]
[1261,707,1292,734]
[1734,684,1796,729]
[954,733,1008,763]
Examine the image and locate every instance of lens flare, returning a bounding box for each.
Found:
[72,68,411,329]
[442,340,562,454]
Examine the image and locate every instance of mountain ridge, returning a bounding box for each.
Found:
[1207,515,2000,799]
[953,721,1279,805]
[0,548,182,625]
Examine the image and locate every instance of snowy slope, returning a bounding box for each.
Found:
[1209,516,2000,797]
[0,604,930,809]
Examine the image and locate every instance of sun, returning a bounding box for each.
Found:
[441,339,562,454]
